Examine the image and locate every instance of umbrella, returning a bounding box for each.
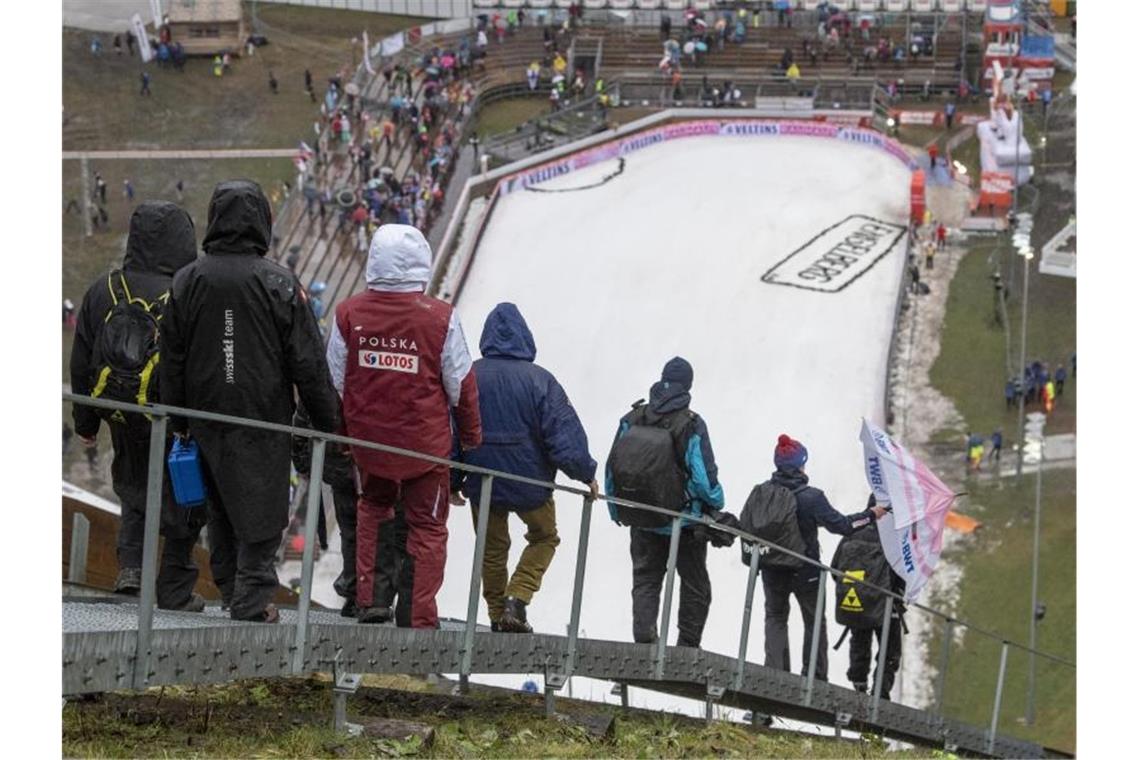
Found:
[345,82,361,96]
[380,165,394,175]
[694,40,708,52]
[860,418,956,602]
[309,281,327,295]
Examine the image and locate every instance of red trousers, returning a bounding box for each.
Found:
[356,465,450,628]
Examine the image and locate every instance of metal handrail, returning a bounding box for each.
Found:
[62,391,1074,671]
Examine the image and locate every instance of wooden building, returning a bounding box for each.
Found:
[166,0,245,57]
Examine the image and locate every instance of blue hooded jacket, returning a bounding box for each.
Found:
[452,303,596,511]
[605,374,725,535]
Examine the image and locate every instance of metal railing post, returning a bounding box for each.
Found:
[870,597,894,724]
[734,539,763,691]
[934,618,954,716]
[988,642,1010,755]
[461,475,494,681]
[654,516,683,680]
[564,494,594,676]
[802,569,828,706]
[68,513,91,584]
[133,413,167,690]
[293,439,326,674]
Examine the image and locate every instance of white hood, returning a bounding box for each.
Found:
[366,224,432,290]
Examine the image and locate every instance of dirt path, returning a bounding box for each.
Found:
[62,149,299,160]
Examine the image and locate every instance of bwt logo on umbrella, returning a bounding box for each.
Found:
[762,215,907,293]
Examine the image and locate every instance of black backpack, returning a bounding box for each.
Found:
[830,526,893,629]
[606,402,694,529]
[89,271,168,432]
[739,481,808,571]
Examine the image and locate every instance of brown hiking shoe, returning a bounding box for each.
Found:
[499,597,532,634]
[113,568,142,595]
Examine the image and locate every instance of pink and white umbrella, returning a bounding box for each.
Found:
[860,419,957,602]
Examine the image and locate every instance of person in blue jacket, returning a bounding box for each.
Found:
[605,356,725,648]
[451,303,598,633]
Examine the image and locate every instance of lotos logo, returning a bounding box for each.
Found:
[359,350,419,374]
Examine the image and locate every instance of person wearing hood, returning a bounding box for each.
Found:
[70,201,206,611]
[327,224,481,629]
[161,180,340,623]
[759,435,886,681]
[451,303,598,633]
[605,357,725,648]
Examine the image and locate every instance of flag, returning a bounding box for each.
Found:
[131,13,153,63]
[362,31,375,75]
[860,419,956,601]
[381,32,405,57]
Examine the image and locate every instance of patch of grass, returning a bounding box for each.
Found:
[64,677,941,758]
[925,470,1076,753]
[63,8,425,150]
[473,96,551,139]
[928,240,1076,440]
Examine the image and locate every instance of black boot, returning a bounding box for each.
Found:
[341,598,358,618]
[358,606,393,624]
[113,567,142,595]
[499,597,532,633]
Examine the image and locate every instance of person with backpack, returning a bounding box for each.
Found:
[746,434,884,680]
[605,357,725,648]
[69,201,206,611]
[830,498,907,698]
[160,180,341,623]
[451,303,598,634]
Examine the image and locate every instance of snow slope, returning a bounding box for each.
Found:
[325,131,912,718]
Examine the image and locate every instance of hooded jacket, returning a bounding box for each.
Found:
[70,201,199,506]
[451,303,596,511]
[327,224,481,481]
[71,201,199,438]
[160,180,340,543]
[605,378,725,535]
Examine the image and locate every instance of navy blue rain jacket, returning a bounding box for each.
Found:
[769,467,875,571]
[605,380,725,535]
[452,303,596,511]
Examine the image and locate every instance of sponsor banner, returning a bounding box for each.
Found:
[500,120,916,195]
[131,13,153,63]
[359,350,419,374]
[899,111,937,126]
[761,215,906,294]
[380,32,405,57]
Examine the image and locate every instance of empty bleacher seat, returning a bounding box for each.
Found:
[634,0,662,9]
[610,0,637,10]
[584,0,609,9]
[913,0,936,11]
[940,1,964,11]
[966,0,987,10]
[885,0,910,12]
[664,0,688,11]
[856,1,881,12]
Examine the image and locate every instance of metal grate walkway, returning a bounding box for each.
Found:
[63,599,1053,758]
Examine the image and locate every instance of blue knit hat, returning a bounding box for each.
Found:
[661,356,693,390]
[774,434,808,470]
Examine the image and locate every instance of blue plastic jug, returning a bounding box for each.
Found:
[168,438,206,507]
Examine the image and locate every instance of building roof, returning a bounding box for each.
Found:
[167,0,243,25]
